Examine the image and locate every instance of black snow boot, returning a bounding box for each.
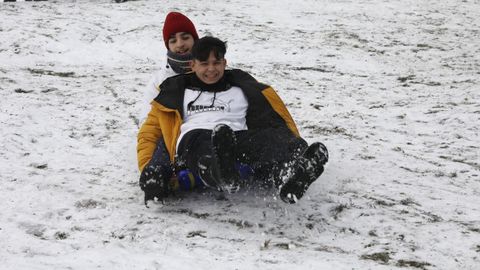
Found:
[198,124,240,193]
[279,142,328,203]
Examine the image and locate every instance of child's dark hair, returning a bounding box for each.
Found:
[191,36,227,61]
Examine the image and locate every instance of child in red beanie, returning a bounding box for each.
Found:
[140,12,199,122]
[138,12,204,202]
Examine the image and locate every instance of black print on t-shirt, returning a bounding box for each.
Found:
[187,98,232,115]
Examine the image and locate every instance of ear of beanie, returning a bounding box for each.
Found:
[162,12,199,49]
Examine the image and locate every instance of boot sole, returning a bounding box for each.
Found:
[211,124,240,192]
[279,142,328,203]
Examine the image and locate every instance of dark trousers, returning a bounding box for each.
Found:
[176,127,307,185]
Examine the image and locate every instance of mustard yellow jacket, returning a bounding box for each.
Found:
[137,69,300,171]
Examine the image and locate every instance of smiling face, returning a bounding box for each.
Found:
[191,51,227,84]
[167,32,195,55]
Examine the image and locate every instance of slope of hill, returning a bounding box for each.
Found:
[1,0,479,269]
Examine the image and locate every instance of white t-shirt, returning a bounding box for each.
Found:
[176,86,249,152]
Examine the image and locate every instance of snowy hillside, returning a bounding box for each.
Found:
[1,0,479,269]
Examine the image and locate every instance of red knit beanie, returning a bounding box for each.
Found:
[162,12,199,49]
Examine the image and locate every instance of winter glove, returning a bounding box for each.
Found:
[140,139,174,206]
[139,164,171,206]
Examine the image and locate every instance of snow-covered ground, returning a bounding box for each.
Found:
[1,0,479,269]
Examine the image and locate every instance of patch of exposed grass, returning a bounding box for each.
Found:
[396,259,432,269]
[360,252,391,264]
